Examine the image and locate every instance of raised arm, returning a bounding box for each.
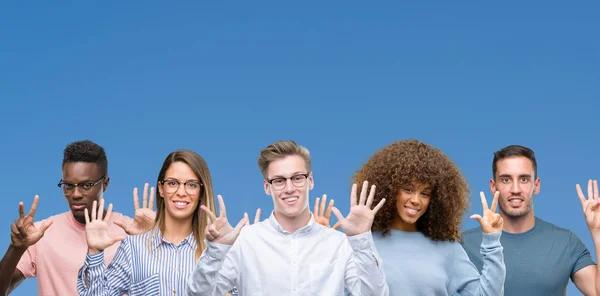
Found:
[187,195,248,296]
[331,181,388,296]
[0,195,52,296]
[573,179,600,296]
[454,191,506,296]
[77,199,130,296]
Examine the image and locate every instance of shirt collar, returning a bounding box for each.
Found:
[268,211,315,235]
[150,228,197,250]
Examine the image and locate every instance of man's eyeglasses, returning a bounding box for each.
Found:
[267,173,309,190]
[159,179,203,195]
[57,176,106,193]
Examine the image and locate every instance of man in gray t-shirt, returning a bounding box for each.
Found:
[461,145,599,296]
[462,217,593,296]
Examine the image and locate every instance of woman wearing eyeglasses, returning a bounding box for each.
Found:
[76,149,218,296]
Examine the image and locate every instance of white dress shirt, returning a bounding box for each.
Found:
[187,211,388,296]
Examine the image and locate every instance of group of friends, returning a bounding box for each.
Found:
[0,139,597,296]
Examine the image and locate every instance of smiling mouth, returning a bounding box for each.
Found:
[282,196,298,204]
[172,200,190,209]
[405,207,420,216]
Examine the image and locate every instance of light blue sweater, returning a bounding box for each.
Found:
[372,229,505,296]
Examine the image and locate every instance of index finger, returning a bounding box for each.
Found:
[594,180,599,200]
[479,191,489,212]
[490,191,499,212]
[576,184,587,207]
[254,208,261,224]
[201,205,218,223]
[217,195,227,217]
[588,179,593,202]
[313,197,320,217]
[27,195,40,218]
[133,187,140,210]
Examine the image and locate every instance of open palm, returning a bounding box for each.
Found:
[332,181,386,236]
[115,183,156,235]
[85,199,126,254]
[577,179,600,235]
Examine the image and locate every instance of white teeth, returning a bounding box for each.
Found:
[407,208,418,214]
[284,197,298,202]
[174,202,188,206]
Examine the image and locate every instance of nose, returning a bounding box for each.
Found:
[176,184,187,196]
[71,187,84,199]
[283,179,296,193]
[510,181,521,195]
[409,193,421,205]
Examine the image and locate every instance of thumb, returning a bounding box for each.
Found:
[109,235,126,245]
[234,213,249,233]
[331,207,344,224]
[333,221,341,230]
[469,214,484,225]
[39,220,54,233]
[113,220,128,231]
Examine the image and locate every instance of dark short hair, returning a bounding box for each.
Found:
[62,140,108,176]
[492,145,537,179]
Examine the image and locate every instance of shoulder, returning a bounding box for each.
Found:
[237,221,268,240]
[534,217,574,238]
[32,211,70,228]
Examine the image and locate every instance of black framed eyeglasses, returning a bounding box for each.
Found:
[267,173,310,190]
[57,176,106,192]
[159,179,203,195]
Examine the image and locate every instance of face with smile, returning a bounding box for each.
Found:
[158,161,202,221]
[60,162,109,225]
[391,181,431,231]
[491,156,540,219]
[264,155,314,219]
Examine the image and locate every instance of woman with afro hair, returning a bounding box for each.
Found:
[352,140,506,295]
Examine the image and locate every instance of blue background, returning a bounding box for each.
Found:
[1,1,598,295]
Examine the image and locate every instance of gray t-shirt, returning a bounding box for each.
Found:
[371,229,505,296]
[461,217,595,296]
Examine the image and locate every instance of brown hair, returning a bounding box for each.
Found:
[492,144,538,179]
[353,140,470,241]
[152,150,216,259]
[257,140,311,177]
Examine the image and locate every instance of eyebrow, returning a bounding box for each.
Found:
[164,177,200,182]
[62,179,95,183]
[498,174,532,179]
[270,171,307,179]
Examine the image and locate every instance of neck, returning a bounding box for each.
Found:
[274,207,311,233]
[500,211,536,233]
[162,214,193,244]
[391,215,418,232]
